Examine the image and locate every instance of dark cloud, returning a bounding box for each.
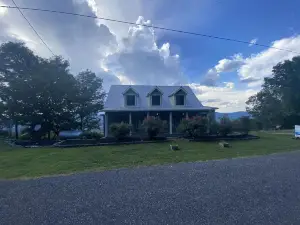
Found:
[1,0,117,73]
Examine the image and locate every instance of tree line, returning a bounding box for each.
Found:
[246,56,300,129]
[0,42,105,139]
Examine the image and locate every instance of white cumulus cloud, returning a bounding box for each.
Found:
[102,16,186,85]
[190,83,257,112]
[238,35,300,86]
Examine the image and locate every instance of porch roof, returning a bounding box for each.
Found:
[103,107,216,112]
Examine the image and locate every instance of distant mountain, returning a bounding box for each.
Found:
[215,111,249,120]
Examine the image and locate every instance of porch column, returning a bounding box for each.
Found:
[129,112,132,136]
[105,113,108,137]
[186,112,189,119]
[207,110,211,133]
[169,112,173,135]
[129,112,132,125]
[147,112,150,118]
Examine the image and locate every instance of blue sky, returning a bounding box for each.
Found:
[0,0,299,112]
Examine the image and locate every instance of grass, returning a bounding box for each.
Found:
[264,129,294,134]
[0,132,300,179]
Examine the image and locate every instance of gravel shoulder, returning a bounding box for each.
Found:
[1,151,300,225]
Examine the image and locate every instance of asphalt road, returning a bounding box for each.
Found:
[1,152,300,225]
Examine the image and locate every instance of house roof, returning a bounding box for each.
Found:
[103,85,217,112]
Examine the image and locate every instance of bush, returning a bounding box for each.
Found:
[109,122,131,140]
[177,116,208,138]
[231,116,251,134]
[80,131,103,140]
[219,115,232,136]
[0,130,9,137]
[142,117,167,139]
[240,116,251,134]
[209,122,220,135]
[19,132,31,140]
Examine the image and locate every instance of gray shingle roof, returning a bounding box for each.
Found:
[104,85,216,111]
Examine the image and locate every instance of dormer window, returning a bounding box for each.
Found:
[151,95,161,106]
[126,95,136,106]
[147,87,163,106]
[123,87,138,107]
[169,87,187,106]
[175,95,185,105]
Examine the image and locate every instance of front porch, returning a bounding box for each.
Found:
[104,110,215,137]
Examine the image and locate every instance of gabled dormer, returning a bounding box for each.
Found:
[169,86,187,106]
[147,86,163,106]
[123,86,139,107]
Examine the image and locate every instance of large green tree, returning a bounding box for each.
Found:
[0,42,40,138]
[75,70,105,130]
[0,42,79,139]
[28,56,78,138]
[246,56,300,128]
[0,41,105,139]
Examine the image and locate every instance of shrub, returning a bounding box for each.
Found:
[19,132,31,140]
[109,122,131,140]
[80,131,103,140]
[142,117,167,139]
[0,130,9,137]
[219,115,232,136]
[240,116,251,134]
[231,116,251,134]
[177,116,208,138]
[209,122,220,135]
[177,119,190,137]
[231,119,242,133]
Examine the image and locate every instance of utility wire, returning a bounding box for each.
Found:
[1,5,299,55]
[9,1,55,56]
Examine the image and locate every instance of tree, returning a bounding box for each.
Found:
[0,42,80,139]
[75,70,106,130]
[246,56,300,129]
[0,42,40,139]
[0,41,104,140]
[28,56,78,138]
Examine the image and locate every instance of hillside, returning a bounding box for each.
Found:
[215,111,249,120]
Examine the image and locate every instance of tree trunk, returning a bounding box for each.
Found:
[48,130,51,140]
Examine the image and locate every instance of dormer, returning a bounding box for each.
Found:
[147,86,163,106]
[123,87,139,107]
[169,87,187,106]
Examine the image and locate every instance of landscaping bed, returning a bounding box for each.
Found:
[11,136,168,148]
[54,136,168,148]
[13,140,58,147]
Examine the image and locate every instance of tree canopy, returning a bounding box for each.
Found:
[246,56,300,129]
[0,41,105,139]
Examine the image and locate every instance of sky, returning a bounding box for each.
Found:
[0,0,300,112]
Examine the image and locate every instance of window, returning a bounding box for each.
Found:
[175,95,185,105]
[126,95,135,106]
[151,95,161,106]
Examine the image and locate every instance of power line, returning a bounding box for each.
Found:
[9,1,55,56]
[1,5,299,55]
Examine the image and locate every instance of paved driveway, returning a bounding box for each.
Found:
[1,152,300,225]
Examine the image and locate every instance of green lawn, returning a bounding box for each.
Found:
[1,132,300,179]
